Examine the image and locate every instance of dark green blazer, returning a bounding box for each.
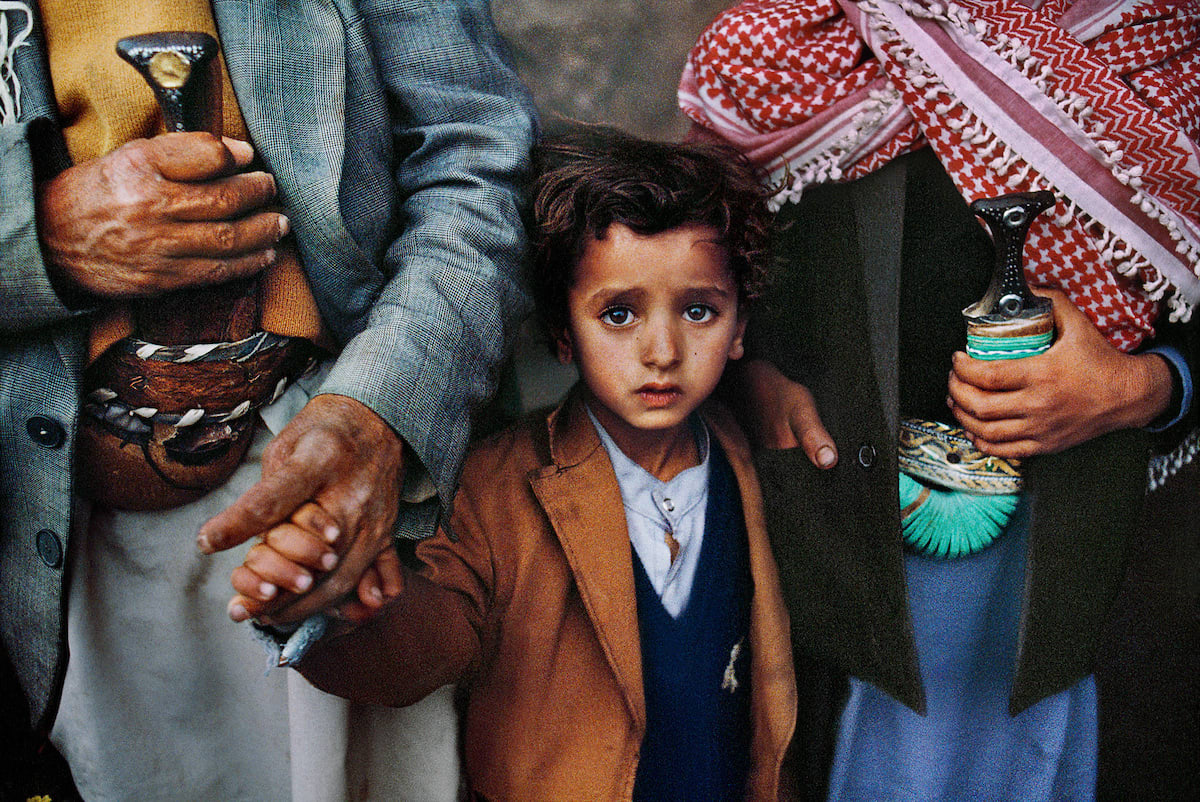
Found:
[750,149,1152,722]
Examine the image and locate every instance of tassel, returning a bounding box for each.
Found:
[899,473,1019,559]
[0,2,35,125]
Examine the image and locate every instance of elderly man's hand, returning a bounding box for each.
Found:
[737,359,838,468]
[198,393,406,623]
[227,502,406,626]
[37,132,287,298]
[948,289,1173,458]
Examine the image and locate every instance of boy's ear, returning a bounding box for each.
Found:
[555,330,574,365]
[728,313,748,361]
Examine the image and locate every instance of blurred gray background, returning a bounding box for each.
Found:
[491,1,734,412]
[493,1,728,140]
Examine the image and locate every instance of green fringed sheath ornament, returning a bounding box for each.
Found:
[895,190,1056,560]
[897,419,1023,559]
[898,472,1019,559]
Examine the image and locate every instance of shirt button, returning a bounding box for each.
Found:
[27,416,66,449]
[662,498,675,512]
[36,529,63,568]
[857,444,877,469]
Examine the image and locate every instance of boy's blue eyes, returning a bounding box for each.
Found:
[598,304,717,326]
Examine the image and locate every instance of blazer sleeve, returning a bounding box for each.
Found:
[314,0,538,538]
[1141,316,1199,447]
[0,121,82,334]
[297,481,498,707]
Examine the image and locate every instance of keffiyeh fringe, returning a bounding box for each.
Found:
[680,0,1200,351]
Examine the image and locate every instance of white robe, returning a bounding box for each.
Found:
[51,375,460,801]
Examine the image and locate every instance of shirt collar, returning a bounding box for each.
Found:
[586,406,710,530]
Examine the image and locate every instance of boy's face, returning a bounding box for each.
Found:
[561,223,745,447]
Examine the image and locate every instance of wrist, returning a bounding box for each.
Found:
[1123,352,1174,430]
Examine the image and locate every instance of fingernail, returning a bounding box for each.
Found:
[817,446,836,468]
[229,602,248,622]
[196,533,211,553]
[260,581,277,599]
[295,574,312,592]
[320,552,338,571]
[277,215,290,239]
[370,586,384,605]
[946,395,954,408]
[323,525,340,544]
[225,138,254,161]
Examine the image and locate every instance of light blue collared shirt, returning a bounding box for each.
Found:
[588,408,710,618]
[1141,344,1193,432]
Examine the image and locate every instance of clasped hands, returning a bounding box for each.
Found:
[741,288,1172,463]
[200,393,408,626]
[39,133,405,625]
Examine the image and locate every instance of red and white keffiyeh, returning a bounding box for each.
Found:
[680,0,1200,351]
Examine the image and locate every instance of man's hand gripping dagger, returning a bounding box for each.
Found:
[737,191,1176,463]
[36,32,403,626]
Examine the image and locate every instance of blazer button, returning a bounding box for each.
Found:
[857,443,877,469]
[27,416,66,449]
[36,529,63,568]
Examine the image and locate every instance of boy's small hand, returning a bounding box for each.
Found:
[228,502,404,624]
[333,547,405,625]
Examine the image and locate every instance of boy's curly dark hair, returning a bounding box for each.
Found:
[528,125,774,343]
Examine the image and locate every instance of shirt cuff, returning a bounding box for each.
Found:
[1141,344,1193,433]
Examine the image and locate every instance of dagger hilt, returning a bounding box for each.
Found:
[117,32,222,136]
[115,32,259,345]
[962,191,1056,360]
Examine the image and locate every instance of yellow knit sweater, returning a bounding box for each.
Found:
[40,2,326,359]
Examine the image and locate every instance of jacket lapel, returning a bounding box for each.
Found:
[10,3,56,124]
[13,5,80,371]
[529,392,646,727]
[704,404,798,798]
[212,0,347,199]
[211,0,380,337]
[852,156,905,437]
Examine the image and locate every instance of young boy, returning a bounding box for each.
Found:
[232,127,797,801]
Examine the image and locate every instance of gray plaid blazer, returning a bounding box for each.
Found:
[0,0,536,726]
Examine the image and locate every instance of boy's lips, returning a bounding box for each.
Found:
[636,383,682,408]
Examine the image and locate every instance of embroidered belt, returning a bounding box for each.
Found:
[77,331,314,511]
[897,418,1022,560]
[898,418,1022,495]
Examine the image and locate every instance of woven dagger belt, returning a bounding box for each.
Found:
[77,332,314,511]
[897,418,1022,495]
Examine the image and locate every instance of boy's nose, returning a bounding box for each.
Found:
[640,318,681,369]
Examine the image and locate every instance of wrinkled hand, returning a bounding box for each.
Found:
[736,359,838,468]
[37,132,288,299]
[948,289,1172,458]
[198,393,406,623]
[227,502,405,626]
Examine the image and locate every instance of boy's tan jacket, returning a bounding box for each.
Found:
[301,389,798,800]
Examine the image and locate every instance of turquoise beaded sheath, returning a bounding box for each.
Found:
[897,419,1023,559]
[900,190,1056,559]
[966,331,1053,360]
[899,472,1019,559]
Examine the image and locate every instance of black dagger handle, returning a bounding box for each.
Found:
[964,191,1055,320]
[114,32,259,345]
[116,32,222,136]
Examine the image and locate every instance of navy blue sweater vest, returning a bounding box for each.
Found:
[631,441,753,802]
